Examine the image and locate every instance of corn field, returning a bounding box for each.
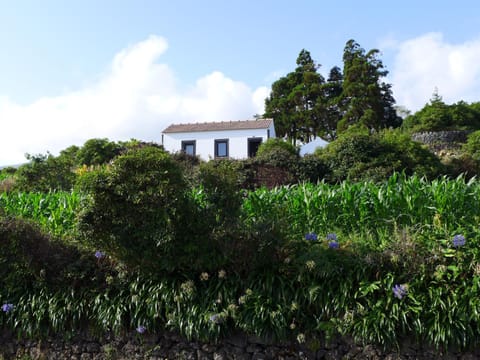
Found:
[244,173,480,243]
[0,191,81,238]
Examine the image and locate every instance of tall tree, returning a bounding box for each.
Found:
[320,66,344,140]
[338,40,401,133]
[264,49,326,145]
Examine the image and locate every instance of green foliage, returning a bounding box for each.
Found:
[75,138,123,166]
[264,49,328,144]
[14,153,77,192]
[339,39,401,133]
[76,146,188,273]
[462,130,480,161]
[403,92,480,132]
[4,172,480,351]
[0,191,80,238]
[255,138,299,168]
[197,159,245,226]
[316,129,443,182]
[0,217,100,298]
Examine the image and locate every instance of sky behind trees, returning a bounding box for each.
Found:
[1,0,480,165]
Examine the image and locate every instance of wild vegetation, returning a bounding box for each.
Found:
[2,143,480,351]
[2,39,480,354]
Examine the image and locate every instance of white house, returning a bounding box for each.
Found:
[161,119,276,160]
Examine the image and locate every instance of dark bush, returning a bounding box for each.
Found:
[197,159,246,226]
[316,130,444,182]
[0,217,101,296]
[462,130,480,161]
[76,138,124,166]
[76,146,217,274]
[14,153,77,192]
[77,146,182,270]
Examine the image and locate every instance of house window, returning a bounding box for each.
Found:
[181,140,196,156]
[214,139,229,158]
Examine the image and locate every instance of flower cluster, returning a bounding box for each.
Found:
[393,284,408,299]
[305,260,316,271]
[296,333,306,344]
[328,241,339,249]
[95,250,105,259]
[452,234,466,248]
[209,313,226,324]
[326,233,337,241]
[218,269,227,279]
[1,303,14,313]
[136,325,146,334]
[180,280,195,298]
[305,232,318,241]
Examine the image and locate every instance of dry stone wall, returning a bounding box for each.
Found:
[1,330,479,360]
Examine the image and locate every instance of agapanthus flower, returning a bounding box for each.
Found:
[95,250,105,259]
[326,233,338,241]
[392,284,408,299]
[1,303,13,313]
[328,241,339,249]
[136,325,146,334]
[209,313,224,324]
[305,232,318,241]
[453,234,466,248]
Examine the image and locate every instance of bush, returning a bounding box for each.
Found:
[14,153,77,192]
[462,130,480,161]
[77,146,189,273]
[295,154,330,183]
[0,216,100,295]
[76,138,124,166]
[255,138,299,168]
[316,130,444,182]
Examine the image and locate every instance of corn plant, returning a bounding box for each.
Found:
[0,191,80,238]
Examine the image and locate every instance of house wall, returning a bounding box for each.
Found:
[162,123,276,160]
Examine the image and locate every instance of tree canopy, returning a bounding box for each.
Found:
[264,40,401,145]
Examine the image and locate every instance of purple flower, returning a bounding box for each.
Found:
[305,233,318,241]
[392,284,408,300]
[328,241,339,249]
[326,233,338,241]
[95,251,105,259]
[209,313,224,324]
[136,325,146,334]
[1,303,14,313]
[452,234,466,248]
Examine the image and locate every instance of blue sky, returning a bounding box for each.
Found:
[1,0,480,165]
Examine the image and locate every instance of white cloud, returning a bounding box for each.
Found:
[390,32,480,112]
[0,35,266,165]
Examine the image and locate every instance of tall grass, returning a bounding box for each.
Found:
[0,191,80,238]
[244,173,480,244]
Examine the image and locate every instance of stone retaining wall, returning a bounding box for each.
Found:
[411,131,471,145]
[1,330,479,360]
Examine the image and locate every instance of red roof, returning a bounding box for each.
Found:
[163,119,273,133]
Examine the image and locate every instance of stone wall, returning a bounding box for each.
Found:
[1,330,479,360]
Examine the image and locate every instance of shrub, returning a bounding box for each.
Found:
[76,138,124,166]
[197,159,246,226]
[14,153,77,192]
[295,154,330,183]
[0,216,100,295]
[316,130,443,182]
[255,138,299,168]
[462,130,480,161]
[76,146,189,273]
